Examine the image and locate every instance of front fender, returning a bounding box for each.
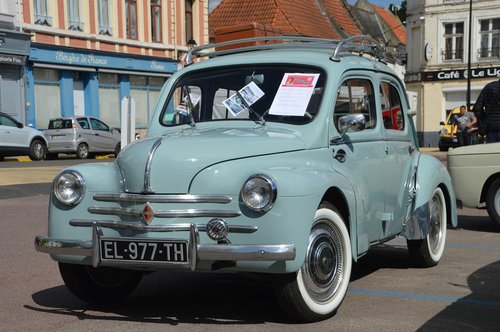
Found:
[403,153,457,239]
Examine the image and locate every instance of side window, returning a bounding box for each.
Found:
[380,82,404,131]
[77,118,90,129]
[90,118,108,131]
[334,79,376,130]
[0,115,17,127]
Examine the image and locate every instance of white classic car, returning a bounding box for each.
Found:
[447,143,500,226]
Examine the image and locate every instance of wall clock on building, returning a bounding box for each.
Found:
[424,43,433,61]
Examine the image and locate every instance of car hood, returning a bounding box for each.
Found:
[447,142,500,156]
[116,127,306,193]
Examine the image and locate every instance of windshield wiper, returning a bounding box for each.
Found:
[236,91,265,125]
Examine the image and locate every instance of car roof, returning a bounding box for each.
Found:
[183,35,397,77]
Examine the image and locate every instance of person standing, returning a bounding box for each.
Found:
[451,105,477,146]
[473,78,500,143]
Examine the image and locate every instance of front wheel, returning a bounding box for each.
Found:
[273,202,352,322]
[407,187,447,267]
[58,263,142,304]
[486,178,500,227]
[76,143,89,159]
[28,139,47,161]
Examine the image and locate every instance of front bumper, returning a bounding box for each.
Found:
[35,221,296,271]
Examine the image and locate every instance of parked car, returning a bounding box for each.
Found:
[447,143,500,226]
[438,105,484,151]
[35,36,457,322]
[45,116,121,159]
[0,111,47,161]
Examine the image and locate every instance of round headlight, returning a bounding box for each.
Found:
[53,171,85,205]
[241,174,277,212]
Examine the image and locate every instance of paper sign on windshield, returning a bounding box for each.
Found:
[223,81,265,116]
[269,73,320,116]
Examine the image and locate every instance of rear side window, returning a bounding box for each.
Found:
[77,118,90,129]
[48,119,72,129]
[380,82,404,131]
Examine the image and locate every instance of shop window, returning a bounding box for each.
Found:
[130,75,167,127]
[126,0,138,39]
[34,68,60,128]
[479,18,500,60]
[151,0,162,42]
[98,73,120,127]
[98,0,113,35]
[380,82,404,131]
[442,22,464,62]
[334,79,376,130]
[68,0,84,31]
[34,0,52,26]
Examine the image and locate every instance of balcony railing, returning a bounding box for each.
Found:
[478,47,500,60]
[441,50,464,63]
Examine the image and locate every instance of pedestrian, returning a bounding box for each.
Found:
[473,78,500,143]
[450,105,477,146]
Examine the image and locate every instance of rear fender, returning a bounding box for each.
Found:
[402,153,457,239]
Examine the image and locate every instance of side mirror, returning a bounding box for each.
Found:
[408,109,417,117]
[17,123,24,129]
[331,113,366,143]
[439,121,445,126]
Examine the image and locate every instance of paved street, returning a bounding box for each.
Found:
[1,151,499,331]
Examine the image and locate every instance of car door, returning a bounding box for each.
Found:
[0,113,29,148]
[89,118,116,151]
[379,78,417,237]
[330,76,387,253]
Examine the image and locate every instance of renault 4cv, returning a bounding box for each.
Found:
[35,35,457,322]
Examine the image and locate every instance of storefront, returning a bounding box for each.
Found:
[407,66,500,147]
[25,44,178,129]
[0,28,31,124]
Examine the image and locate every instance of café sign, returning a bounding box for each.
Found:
[423,66,500,81]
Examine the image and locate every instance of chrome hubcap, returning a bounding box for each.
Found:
[302,222,343,302]
[428,192,443,254]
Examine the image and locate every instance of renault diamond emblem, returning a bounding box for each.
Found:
[141,202,155,225]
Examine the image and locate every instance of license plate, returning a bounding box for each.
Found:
[100,238,188,263]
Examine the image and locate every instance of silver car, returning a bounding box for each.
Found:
[46,116,121,159]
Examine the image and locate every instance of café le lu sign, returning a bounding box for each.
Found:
[423,66,500,81]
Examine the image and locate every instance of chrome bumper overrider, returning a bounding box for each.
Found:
[35,221,296,271]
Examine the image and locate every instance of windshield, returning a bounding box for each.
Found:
[160,65,325,127]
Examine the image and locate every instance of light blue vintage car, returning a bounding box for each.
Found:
[35,36,457,322]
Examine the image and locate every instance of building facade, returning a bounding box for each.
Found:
[406,0,500,147]
[19,0,208,130]
[0,0,31,125]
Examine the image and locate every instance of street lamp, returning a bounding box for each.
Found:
[187,38,197,49]
[466,0,472,108]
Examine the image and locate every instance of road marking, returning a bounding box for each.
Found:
[349,289,500,307]
[448,243,500,249]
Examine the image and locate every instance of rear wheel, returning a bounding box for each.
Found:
[486,178,500,227]
[28,139,47,161]
[76,143,89,159]
[58,263,142,304]
[273,202,351,322]
[407,187,447,267]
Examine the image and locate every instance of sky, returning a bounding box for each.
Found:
[208,0,403,12]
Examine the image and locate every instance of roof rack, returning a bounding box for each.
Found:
[183,35,386,66]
